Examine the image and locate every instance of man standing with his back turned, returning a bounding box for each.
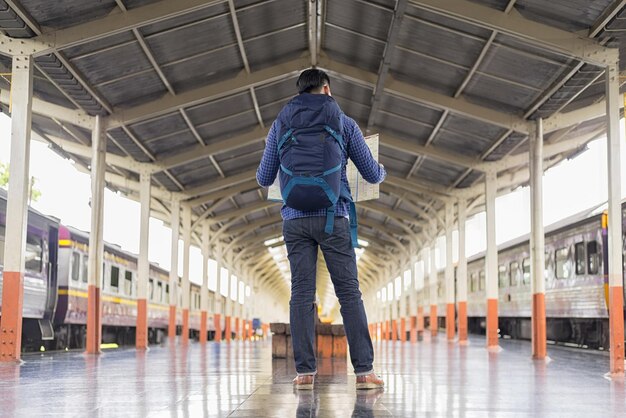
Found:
[256,69,386,390]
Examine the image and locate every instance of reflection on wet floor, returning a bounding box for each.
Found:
[0,334,624,417]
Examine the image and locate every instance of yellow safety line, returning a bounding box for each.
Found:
[58,288,171,311]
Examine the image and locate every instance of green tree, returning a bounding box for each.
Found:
[0,162,42,203]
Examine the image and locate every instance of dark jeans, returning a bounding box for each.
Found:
[283,216,374,375]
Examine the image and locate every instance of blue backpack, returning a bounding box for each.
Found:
[276,93,358,247]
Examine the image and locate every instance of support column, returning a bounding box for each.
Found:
[136,171,151,350]
[85,115,106,355]
[409,255,418,343]
[399,278,407,342]
[529,118,547,359]
[606,62,625,376]
[168,199,180,341]
[457,198,468,344]
[214,254,223,342]
[0,55,33,362]
[417,250,426,338]
[430,242,438,336]
[445,202,455,341]
[225,272,232,342]
[485,171,499,350]
[200,222,210,344]
[181,205,191,345]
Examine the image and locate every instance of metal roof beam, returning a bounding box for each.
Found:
[0,90,92,129]
[109,57,309,127]
[187,179,259,208]
[156,126,267,172]
[366,0,409,132]
[409,0,617,67]
[319,56,530,134]
[182,168,257,200]
[29,0,226,55]
[209,200,278,224]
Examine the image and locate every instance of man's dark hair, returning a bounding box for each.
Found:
[296,69,331,94]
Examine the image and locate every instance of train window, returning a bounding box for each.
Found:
[574,242,586,275]
[479,271,485,291]
[110,266,120,291]
[588,242,600,274]
[522,258,530,285]
[470,273,477,292]
[81,256,88,283]
[149,279,154,301]
[555,247,570,279]
[124,271,133,295]
[157,282,163,302]
[509,261,519,286]
[498,265,507,288]
[587,241,599,274]
[71,252,80,282]
[25,234,43,273]
[165,284,169,302]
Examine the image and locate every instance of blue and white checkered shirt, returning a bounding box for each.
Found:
[257,113,386,220]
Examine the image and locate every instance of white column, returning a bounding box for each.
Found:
[0,54,34,361]
[485,170,499,348]
[445,201,455,340]
[181,205,191,331]
[429,240,437,335]
[605,61,625,375]
[457,198,468,342]
[167,198,179,340]
[136,170,151,349]
[201,222,210,312]
[85,115,106,355]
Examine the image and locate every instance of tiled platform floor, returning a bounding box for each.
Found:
[0,334,625,417]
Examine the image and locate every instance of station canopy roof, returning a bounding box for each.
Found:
[0,0,623,312]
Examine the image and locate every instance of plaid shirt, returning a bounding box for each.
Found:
[256,113,386,220]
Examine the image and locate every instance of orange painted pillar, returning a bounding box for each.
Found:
[446,304,455,341]
[417,306,424,336]
[214,313,222,342]
[181,309,189,344]
[136,299,148,349]
[225,316,231,342]
[200,311,208,344]
[381,321,387,341]
[0,273,25,361]
[235,317,240,340]
[249,320,254,340]
[430,305,437,336]
[400,318,406,342]
[168,306,177,340]
[410,316,417,343]
[458,301,468,342]
[392,320,398,341]
[86,285,102,354]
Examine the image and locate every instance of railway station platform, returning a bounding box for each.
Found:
[1,336,624,417]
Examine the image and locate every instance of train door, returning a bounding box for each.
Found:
[40,225,59,340]
[44,225,59,319]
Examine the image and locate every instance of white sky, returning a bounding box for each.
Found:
[0,113,624,285]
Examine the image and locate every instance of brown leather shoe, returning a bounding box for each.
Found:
[293,374,314,390]
[356,373,384,390]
